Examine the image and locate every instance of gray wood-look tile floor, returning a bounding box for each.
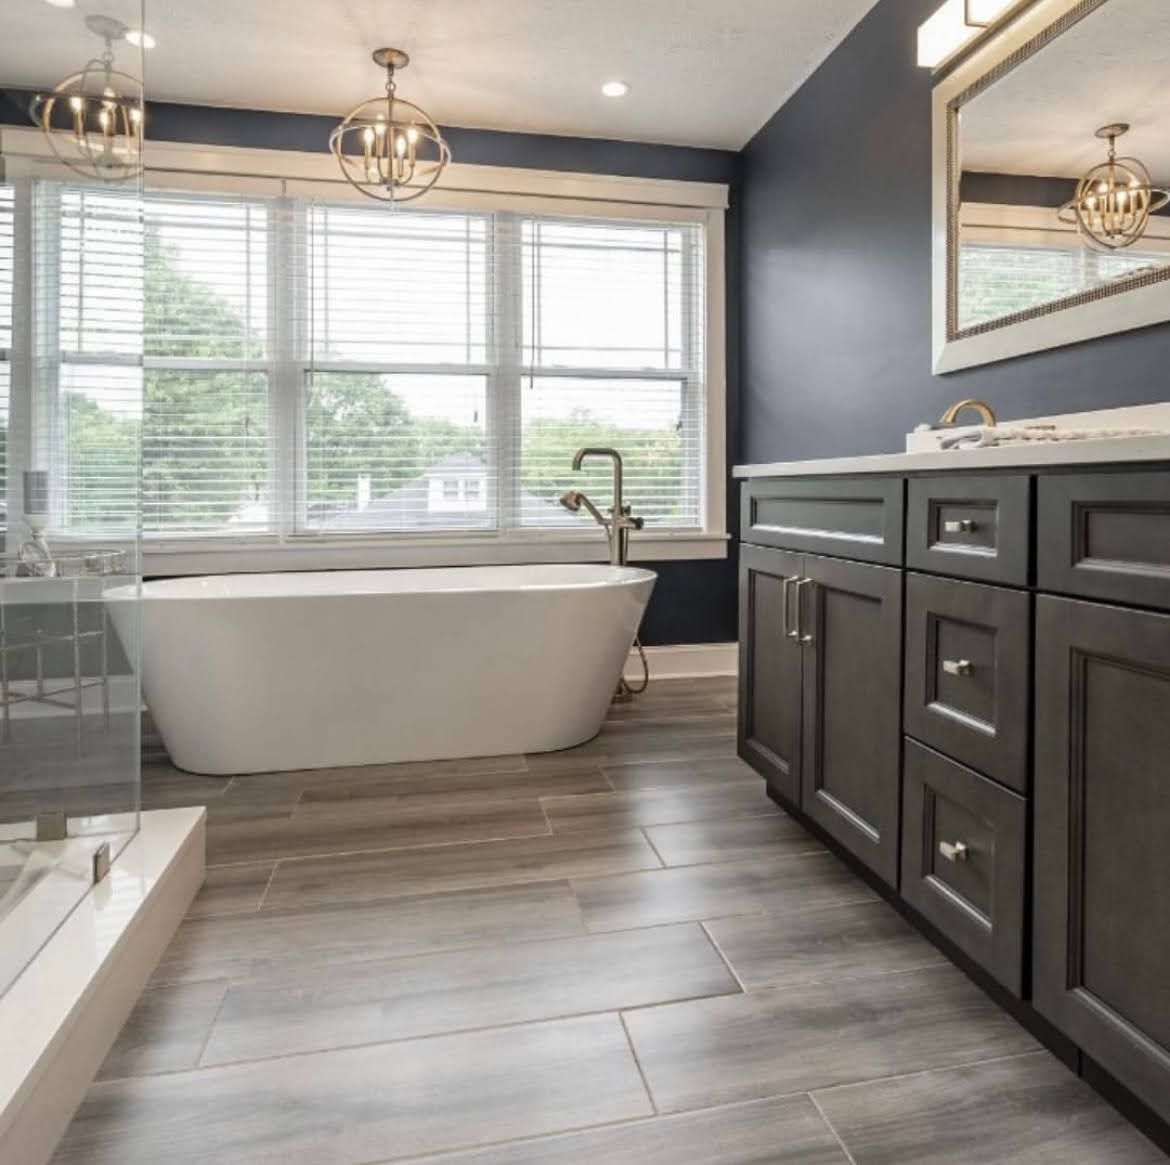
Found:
[54,678,1166,1164]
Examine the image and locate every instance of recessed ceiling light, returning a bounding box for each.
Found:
[43,0,76,8]
[601,80,629,98]
[125,28,156,49]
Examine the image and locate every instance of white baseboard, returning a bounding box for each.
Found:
[625,642,737,681]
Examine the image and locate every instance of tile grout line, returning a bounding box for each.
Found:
[639,826,668,868]
[191,982,233,1070]
[698,920,747,993]
[808,1092,860,1165]
[808,1048,1048,1100]
[254,860,281,912]
[618,1010,659,1117]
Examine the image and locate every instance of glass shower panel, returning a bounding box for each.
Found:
[0,0,144,996]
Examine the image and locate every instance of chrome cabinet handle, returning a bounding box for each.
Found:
[943,519,977,534]
[939,840,969,863]
[942,658,974,677]
[797,579,815,644]
[782,576,799,641]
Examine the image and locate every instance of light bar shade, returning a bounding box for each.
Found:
[966,0,1017,22]
[918,0,971,68]
[917,0,1019,68]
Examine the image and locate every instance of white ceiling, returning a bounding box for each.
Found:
[963,0,1170,183]
[0,0,881,150]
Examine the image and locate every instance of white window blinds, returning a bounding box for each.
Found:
[517,217,705,530]
[50,185,143,536]
[143,194,270,534]
[26,184,710,544]
[304,204,491,533]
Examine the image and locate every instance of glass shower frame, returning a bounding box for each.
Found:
[0,0,145,996]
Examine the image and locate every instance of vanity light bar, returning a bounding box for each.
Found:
[917,0,1019,69]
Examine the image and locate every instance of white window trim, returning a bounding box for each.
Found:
[0,128,729,572]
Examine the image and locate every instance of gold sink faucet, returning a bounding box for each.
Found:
[940,399,997,427]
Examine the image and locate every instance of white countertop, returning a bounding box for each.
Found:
[733,432,1170,479]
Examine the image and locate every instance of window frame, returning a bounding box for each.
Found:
[1,132,728,572]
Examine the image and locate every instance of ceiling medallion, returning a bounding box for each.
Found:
[1058,124,1170,252]
[330,48,451,204]
[32,14,144,182]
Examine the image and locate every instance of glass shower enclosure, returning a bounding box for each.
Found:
[0,0,144,995]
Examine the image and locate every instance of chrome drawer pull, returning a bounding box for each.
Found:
[942,658,974,677]
[782,576,799,641]
[939,840,969,863]
[797,579,815,645]
[943,519,977,534]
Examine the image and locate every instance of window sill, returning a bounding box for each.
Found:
[140,530,729,576]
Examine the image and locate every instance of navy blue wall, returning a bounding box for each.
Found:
[1,91,741,645]
[740,0,1170,466]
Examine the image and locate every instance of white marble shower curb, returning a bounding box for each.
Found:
[0,807,205,1165]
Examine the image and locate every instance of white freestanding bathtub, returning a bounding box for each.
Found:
[110,565,655,775]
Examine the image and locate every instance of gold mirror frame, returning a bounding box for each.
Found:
[931,0,1170,373]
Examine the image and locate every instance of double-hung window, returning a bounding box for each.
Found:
[15,150,724,567]
[142,194,271,535]
[303,204,492,533]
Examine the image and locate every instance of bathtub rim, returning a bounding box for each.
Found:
[111,563,658,603]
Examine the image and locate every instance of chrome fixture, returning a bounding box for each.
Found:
[942,658,975,676]
[561,448,648,702]
[917,0,1021,69]
[939,839,970,863]
[330,48,451,204]
[939,398,997,427]
[782,575,817,647]
[559,447,645,567]
[32,14,144,182]
[1058,124,1170,252]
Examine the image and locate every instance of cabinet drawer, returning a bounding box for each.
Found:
[907,475,1030,585]
[742,477,903,566]
[901,740,1026,996]
[1038,470,1170,610]
[904,573,1030,792]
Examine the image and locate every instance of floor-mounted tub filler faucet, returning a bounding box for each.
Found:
[560,447,649,701]
[558,447,645,567]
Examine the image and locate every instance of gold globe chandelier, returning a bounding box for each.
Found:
[1058,124,1170,252]
[33,14,144,183]
[330,48,451,204]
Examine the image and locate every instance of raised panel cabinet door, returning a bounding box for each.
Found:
[800,554,904,886]
[738,544,804,806]
[1035,595,1170,1123]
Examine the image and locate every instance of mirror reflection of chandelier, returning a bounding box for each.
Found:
[33,14,144,183]
[329,48,452,204]
[1058,123,1170,252]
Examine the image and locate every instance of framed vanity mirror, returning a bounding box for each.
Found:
[932,0,1170,372]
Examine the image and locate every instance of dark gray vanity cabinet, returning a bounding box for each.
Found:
[738,544,804,804]
[738,481,904,886]
[798,553,902,887]
[739,463,1170,1138]
[1034,594,1170,1121]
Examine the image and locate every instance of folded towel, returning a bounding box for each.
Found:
[940,425,1165,450]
